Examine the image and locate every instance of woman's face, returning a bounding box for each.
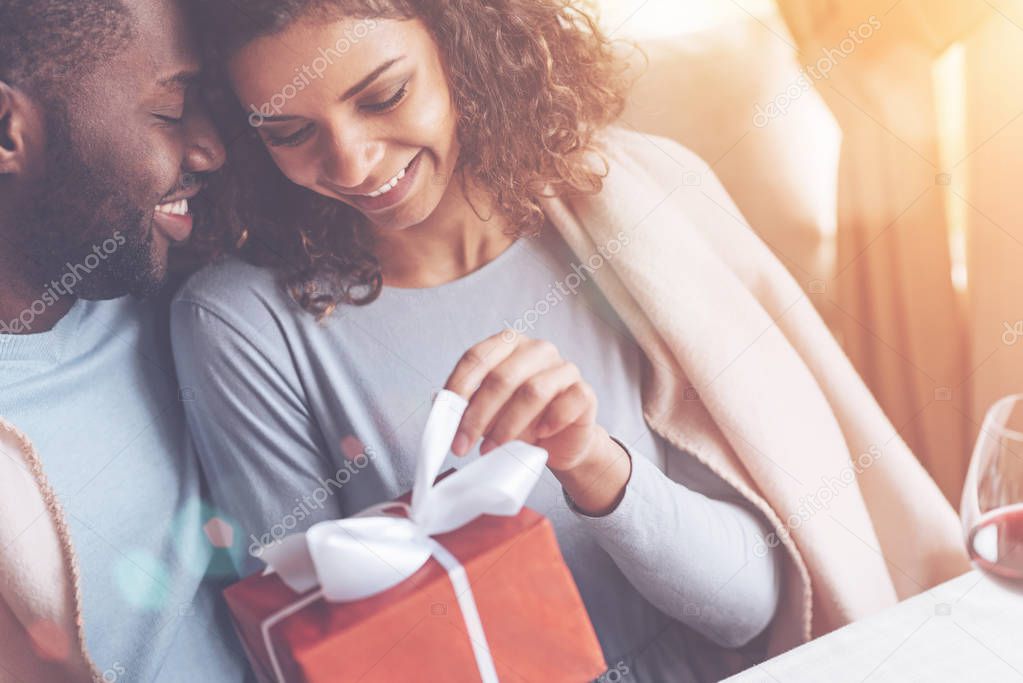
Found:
[228,16,459,231]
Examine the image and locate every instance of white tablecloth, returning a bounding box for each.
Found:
[726,570,1023,682]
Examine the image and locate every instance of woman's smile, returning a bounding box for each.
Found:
[322,148,425,214]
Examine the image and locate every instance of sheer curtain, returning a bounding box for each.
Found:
[595,0,1021,503]
[771,0,987,503]
[960,7,1023,482]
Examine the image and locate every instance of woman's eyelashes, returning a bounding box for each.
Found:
[265,123,315,148]
[360,81,409,113]
[263,82,411,148]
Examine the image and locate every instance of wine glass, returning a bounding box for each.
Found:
[961,394,1023,590]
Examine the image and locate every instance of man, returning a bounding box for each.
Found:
[0,0,248,680]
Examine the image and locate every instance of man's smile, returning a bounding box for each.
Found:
[153,187,201,242]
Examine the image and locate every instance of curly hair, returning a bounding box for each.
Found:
[190,0,630,318]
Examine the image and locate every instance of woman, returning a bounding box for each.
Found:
[173,1,967,680]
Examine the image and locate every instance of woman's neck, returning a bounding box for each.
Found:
[373,176,518,289]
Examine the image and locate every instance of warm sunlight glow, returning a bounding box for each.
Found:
[934,43,969,294]
[594,0,776,39]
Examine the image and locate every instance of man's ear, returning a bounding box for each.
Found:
[0,81,38,177]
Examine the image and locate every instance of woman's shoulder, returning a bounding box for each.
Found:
[172,256,299,336]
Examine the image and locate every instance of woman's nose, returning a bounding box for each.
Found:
[321,127,386,192]
[183,107,226,174]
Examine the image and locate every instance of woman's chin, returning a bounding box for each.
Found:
[366,212,428,234]
[362,195,445,233]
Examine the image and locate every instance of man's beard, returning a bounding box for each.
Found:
[13,109,165,301]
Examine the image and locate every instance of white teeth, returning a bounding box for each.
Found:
[156,199,189,216]
[365,164,409,198]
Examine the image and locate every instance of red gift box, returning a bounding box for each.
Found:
[225,492,607,682]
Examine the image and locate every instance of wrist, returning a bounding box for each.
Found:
[547,424,610,474]
[552,427,632,516]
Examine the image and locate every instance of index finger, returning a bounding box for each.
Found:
[444,331,520,399]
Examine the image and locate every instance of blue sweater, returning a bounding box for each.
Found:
[0,297,249,682]
[171,226,781,682]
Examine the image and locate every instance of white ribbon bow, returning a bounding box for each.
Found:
[257,389,548,682]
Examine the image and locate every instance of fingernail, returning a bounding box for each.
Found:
[480,437,497,455]
[452,431,470,456]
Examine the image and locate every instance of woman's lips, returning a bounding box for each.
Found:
[343,151,424,214]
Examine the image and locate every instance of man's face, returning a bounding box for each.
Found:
[12,0,225,300]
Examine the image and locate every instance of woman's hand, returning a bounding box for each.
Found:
[444,332,632,514]
[444,332,598,470]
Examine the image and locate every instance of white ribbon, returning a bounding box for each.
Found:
[256,389,549,683]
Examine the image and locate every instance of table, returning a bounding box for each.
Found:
[726,570,1023,682]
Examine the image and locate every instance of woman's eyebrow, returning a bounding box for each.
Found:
[339,56,405,102]
[253,56,407,125]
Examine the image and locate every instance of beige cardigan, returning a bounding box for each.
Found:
[0,126,968,678]
[0,419,99,682]
[541,126,969,656]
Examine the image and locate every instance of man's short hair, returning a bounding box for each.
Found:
[0,0,136,100]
